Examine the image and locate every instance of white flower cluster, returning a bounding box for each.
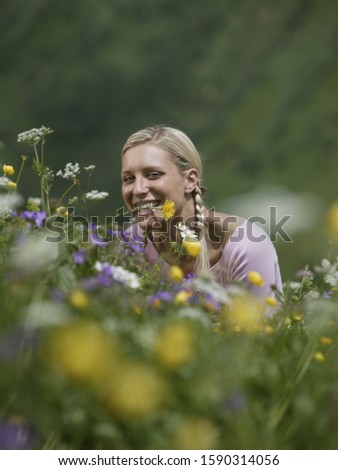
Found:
[320,257,338,287]
[56,162,80,180]
[95,261,140,289]
[44,166,54,181]
[175,222,198,241]
[85,190,109,201]
[17,126,53,146]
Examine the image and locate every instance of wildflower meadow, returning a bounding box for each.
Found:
[1,127,338,450]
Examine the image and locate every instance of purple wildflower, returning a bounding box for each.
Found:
[82,277,100,291]
[225,391,246,415]
[149,291,173,304]
[323,291,333,299]
[96,272,114,287]
[20,210,46,228]
[296,268,314,278]
[127,241,145,253]
[0,418,37,450]
[203,294,221,311]
[49,289,67,301]
[89,231,111,247]
[72,249,86,265]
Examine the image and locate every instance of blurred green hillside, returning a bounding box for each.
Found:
[1,0,337,278]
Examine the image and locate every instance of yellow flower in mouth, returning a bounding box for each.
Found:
[161,199,176,220]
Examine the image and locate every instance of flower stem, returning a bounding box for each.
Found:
[55,181,77,210]
[15,157,28,190]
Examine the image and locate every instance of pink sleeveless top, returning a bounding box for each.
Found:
[129,221,283,299]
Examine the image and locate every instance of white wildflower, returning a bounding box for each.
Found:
[175,222,198,241]
[24,300,70,328]
[68,196,79,205]
[56,162,80,180]
[11,232,59,271]
[28,197,42,206]
[0,193,24,215]
[320,257,338,287]
[84,165,96,172]
[44,167,54,180]
[17,126,53,146]
[95,261,140,289]
[0,176,9,190]
[85,190,109,201]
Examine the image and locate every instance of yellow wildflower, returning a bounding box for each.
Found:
[294,313,303,321]
[105,362,167,420]
[222,294,264,332]
[326,200,338,239]
[313,351,325,362]
[151,298,162,308]
[263,325,274,335]
[161,199,176,220]
[3,164,15,175]
[174,290,192,305]
[265,296,277,307]
[132,305,142,315]
[247,271,265,286]
[168,265,184,282]
[56,206,69,218]
[47,321,118,385]
[172,416,219,450]
[69,290,89,309]
[154,321,195,369]
[320,336,333,346]
[7,181,17,190]
[183,240,202,257]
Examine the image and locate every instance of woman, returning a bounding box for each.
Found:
[121,125,282,300]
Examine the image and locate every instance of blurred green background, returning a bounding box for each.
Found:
[1,0,337,279]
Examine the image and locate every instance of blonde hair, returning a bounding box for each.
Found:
[122,125,210,273]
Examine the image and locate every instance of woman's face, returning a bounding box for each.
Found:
[121,143,196,230]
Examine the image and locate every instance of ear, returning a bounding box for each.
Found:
[184,168,199,194]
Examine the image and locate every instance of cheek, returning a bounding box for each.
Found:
[121,186,131,204]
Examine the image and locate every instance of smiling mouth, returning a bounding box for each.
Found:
[131,201,162,215]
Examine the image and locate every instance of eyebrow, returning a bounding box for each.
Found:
[121,165,164,175]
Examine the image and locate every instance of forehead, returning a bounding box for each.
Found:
[122,143,175,172]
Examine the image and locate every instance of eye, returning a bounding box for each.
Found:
[147,171,162,179]
[122,175,134,184]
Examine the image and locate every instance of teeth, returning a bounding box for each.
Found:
[132,201,161,213]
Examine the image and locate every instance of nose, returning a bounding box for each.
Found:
[133,175,149,197]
